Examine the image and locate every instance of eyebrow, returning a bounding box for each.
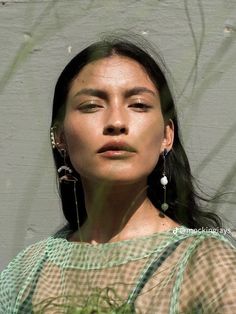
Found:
[73,88,108,100]
[124,87,157,98]
[72,87,157,100]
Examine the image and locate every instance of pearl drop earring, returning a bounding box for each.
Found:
[160,149,169,212]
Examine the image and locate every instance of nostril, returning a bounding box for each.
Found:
[107,127,114,133]
[104,125,127,135]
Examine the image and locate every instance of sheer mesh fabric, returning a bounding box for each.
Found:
[1,227,236,313]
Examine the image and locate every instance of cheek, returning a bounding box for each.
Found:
[62,119,93,167]
[138,122,165,168]
[137,116,164,149]
[63,128,93,177]
[63,114,97,150]
[147,134,163,165]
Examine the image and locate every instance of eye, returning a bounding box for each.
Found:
[77,103,103,113]
[129,103,152,112]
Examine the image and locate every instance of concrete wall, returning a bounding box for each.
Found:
[0,0,236,270]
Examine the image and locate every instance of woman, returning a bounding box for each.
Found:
[1,35,236,313]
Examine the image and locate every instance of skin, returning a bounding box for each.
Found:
[57,55,179,244]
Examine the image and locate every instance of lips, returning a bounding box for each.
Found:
[97,141,136,153]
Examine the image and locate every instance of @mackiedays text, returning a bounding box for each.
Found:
[172,226,232,236]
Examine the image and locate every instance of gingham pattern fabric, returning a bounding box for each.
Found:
[1,227,236,313]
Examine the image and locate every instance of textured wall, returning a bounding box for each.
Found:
[0,0,236,270]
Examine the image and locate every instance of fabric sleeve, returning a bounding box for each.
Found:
[179,236,236,313]
[0,240,47,313]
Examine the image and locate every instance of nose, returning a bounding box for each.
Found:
[103,108,128,135]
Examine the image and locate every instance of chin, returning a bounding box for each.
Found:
[82,171,150,186]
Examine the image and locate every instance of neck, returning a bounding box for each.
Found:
[71,179,178,244]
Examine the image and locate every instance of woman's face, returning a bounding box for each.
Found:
[60,55,173,185]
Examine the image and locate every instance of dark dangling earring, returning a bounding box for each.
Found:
[50,127,80,230]
[58,149,80,230]
[58,149,75,182]
[160,149,169,213]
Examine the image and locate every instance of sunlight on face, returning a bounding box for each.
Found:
[62,55,173,185]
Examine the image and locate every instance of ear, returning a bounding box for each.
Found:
[160,119,174,153]
[51,124,67,152]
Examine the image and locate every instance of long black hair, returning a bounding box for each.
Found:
[51,34,222,231]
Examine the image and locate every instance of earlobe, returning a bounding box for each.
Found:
[162,119,174,152]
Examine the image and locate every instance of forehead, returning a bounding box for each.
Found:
[69,55,157,94]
